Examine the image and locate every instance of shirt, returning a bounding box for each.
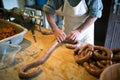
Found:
[42,0,103,18]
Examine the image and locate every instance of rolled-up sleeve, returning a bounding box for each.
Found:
[87,0,103,18]
[42,0,64,15]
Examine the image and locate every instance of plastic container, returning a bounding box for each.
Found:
[0,19,28,45]
[0,43,21,69]
[36,0,47,7]
[100,63,120,80]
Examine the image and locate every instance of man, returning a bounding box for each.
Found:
[42,0,103,46]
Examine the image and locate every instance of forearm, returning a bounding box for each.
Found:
[45,12,66,42]
[45,12,59,32]
[76,16,97,32]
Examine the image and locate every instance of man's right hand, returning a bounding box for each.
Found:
[53,29,66,43]
[45,12,66,43]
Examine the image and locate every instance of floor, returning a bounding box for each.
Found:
[0,27,99,80]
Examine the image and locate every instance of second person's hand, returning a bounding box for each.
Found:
[53,29,67,43]
[67,30,80,43]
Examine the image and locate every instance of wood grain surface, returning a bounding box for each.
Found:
[0,28,98,80]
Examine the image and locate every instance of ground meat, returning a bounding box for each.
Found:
[0,25,17,40]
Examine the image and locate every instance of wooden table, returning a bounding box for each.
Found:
[0,29,98,80]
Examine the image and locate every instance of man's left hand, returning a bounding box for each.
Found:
[66,30,80,43]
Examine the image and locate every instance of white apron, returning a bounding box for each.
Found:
[56,0,94,45]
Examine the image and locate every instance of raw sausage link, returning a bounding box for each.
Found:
[65,41,81,49]
[83,62,103,77]
[112,48,120,63]
[93,46,113,60]
[74,44,114,77]
[74,44,93,64]
[18,41,59,78]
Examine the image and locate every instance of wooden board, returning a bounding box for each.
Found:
[0,29,98,80]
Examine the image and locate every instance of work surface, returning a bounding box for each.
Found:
[0,29,98,80]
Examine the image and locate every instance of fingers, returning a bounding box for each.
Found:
[67,34,76,43]
[53,29,67,43]
[70,34,76,42]
[67,30,80,43]
[57,32,66,43]
[74,44,94,56]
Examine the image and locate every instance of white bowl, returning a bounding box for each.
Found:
[100,63,120,80]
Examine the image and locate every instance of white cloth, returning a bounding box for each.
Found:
[57,0,94,45]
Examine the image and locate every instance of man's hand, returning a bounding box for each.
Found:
[66,30,80,43]
[45,12,66,43]
[53,29,66,43]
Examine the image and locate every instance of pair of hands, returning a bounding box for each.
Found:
[53,29,80,43]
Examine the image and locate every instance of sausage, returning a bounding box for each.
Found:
[96,61,106,68]
[18,63,42,78]
[74,44,93,64]
[65,41,81,49]
[83,62,103,77]
[93,46,113,60]
[112,48,120,53]
[89,63,100,70]
[99,60,107,65]
[18,41,59,78]
[113,54,120,61]
[65,43,78,49]
[78,44,93,54]
[112,48,120,61]
[75,45,115,77]
[74,51,92,64]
